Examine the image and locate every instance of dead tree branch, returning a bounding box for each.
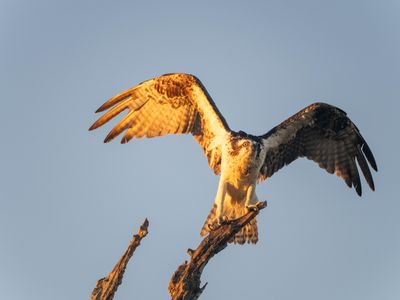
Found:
[168,201,267,300]
[90,219,149,300]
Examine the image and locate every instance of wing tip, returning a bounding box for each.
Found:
[361,140,378,172]
[120,137,130,144]
[366,171,376,192]
[88,122,98,131]
[95,106,106,113]
[95,101,112,113]
[103,133,114,143]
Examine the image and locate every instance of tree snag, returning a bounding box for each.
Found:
[90,219,149,300]
[168,201,267,300]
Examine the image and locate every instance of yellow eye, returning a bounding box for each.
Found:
[242,141,250,147]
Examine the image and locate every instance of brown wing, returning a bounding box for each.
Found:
[89,73,230,174]
[259,102,377,196]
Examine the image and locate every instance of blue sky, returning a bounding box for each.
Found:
[1,1,399,299]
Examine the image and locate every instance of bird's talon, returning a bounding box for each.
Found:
[207,223,216,231]
[218,215,229,224]
[246,204,259,212]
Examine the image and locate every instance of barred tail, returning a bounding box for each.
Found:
[200,203,259,244]
[232,217,258,244]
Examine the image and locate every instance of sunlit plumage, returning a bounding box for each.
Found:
[90,73,377,244]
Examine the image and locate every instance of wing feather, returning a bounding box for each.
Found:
[104,110,136,143]
[90,73,230,174]
[355,147,375,191]
[259,102,377,196]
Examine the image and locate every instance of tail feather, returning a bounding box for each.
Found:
[232,218,258,244]
[200,203,259,244]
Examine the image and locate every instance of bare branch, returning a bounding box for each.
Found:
[168,201,267,300]
[90,219,149,300]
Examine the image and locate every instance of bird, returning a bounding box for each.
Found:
[89,73,377,244]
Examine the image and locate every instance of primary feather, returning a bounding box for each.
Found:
[90,73,229,174]
[259,102,377,196]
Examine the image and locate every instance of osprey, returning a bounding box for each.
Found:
[89,73,377,244]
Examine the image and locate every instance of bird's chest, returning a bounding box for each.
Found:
[220,155,259,202]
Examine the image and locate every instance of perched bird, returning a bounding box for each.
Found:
[89,73,377,244]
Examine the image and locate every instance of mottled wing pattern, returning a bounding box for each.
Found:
[89,73,230,174]
[259,102,377,196]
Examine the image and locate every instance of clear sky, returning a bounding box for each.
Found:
[1,1,399,299]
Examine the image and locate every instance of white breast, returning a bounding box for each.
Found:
[220,143,265,187]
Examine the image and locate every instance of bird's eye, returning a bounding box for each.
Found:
[242,141,250,147]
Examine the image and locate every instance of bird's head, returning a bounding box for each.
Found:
[228,132,260,159]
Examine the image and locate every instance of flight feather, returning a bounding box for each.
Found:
[259,102,377,196]
[89,73,231,174]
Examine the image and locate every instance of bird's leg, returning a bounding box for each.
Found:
[214,181,228,224]
[245,185,260,211]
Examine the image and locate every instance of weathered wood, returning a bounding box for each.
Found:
[90,219,149,300]
[168,201,267,300]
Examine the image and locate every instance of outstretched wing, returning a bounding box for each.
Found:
[259,102,377,196]
[89,73,230,174]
